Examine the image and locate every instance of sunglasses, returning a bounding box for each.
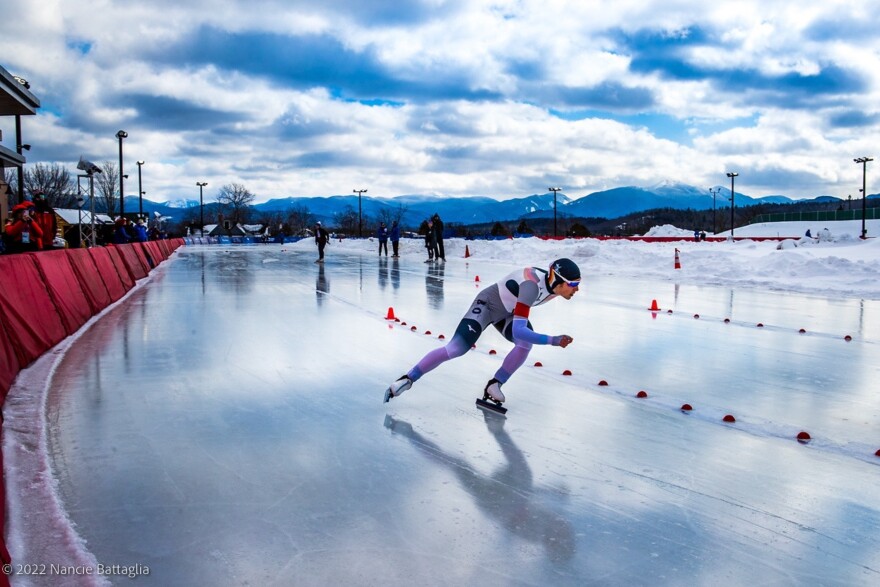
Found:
[565,280,581,288]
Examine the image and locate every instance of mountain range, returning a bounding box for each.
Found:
[131,181,878,228]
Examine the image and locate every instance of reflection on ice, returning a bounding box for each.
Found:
[385,412,575,564]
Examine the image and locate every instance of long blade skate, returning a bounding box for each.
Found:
[476,392,508,415]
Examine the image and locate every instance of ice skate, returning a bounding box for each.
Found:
[384,375,412,403]
[476,378,507,414]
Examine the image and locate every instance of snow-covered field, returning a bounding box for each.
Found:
[292,219,880,300]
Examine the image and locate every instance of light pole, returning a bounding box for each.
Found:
[709,187,721,234]
[354,189,367,237]
[854,157,873,239]
[549,187,562,237]
[726,172,738,239]
[76,194,85,248]
[136,160,145,219]
[197,182,208,234]
[116,130,128,217]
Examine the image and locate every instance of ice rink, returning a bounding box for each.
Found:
[5,244,880,586]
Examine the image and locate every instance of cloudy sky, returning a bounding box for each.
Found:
[3,0,878,203]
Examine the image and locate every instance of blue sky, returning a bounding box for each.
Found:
[1,0,878,203]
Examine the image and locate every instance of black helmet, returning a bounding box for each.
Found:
[548,258,581,289]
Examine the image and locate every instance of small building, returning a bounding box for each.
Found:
[0,63,41,225]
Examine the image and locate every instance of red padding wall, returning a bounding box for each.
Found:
[89,247,129,301]
[67,248,112,314]
[30,250,93,336]
[114,244,149,281]
[0,255,67,369]
[0,319,20,400]
[104,246,135,290]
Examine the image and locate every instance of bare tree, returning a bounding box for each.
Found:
[376,203,408,229]
[25,163,77,208]
[285,204,313,236]
[95,160,120,216]
[4,169,18,202]
[217,183,256,225]
[332,205,359,235]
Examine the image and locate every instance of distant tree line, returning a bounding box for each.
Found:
[7,168,876,238]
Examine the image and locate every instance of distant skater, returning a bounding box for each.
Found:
[432,213,445,261]
[385,258,580,411]
[424,219,437,262]
[314,221,329,262]
[377,222,389,256]
[390,220,401,257]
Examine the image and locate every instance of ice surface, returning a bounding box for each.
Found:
[3,233,880,586]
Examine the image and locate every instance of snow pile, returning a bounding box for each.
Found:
[642,224,694,237]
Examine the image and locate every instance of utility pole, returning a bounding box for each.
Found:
[854,157,873,239]
[549,187,562,237]
[354,189,367,237]
[726,172,738,239]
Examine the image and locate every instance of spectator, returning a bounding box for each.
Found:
[31,191,58,250]
[377,221,389,256]
[432,213,445,261]
[314,221,329,263]
[113,217,132,244]
[4,203,44,253]
[134,218,148,242]
[424,219,437,263]
[390,220,401,257]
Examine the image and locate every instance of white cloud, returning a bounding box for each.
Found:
[3,0,880,204]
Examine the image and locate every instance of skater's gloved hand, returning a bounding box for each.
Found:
[551,335,573,348]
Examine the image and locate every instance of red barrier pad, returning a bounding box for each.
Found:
[0,254,67,368]
[129,243,152,275]
[114,244,148,281]
[155,239,169,257]
[67,248,111,314]
[0,319,21,400]
[89,247,128,302]
[137,243,157,269]
[30,250,93,336]
[104,246,135,290]
[145,241,166,263]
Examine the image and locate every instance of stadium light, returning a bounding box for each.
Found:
[116,130,128,217]
[549,187,562,237]
[354,189,367,237]
[726,173,738,239]
[197,182,208,233]
[854,157,873,239]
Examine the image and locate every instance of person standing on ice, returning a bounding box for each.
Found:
[314,221,329,263]
[385,258,580,410]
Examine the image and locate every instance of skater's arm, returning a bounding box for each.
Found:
[510,281,571,346]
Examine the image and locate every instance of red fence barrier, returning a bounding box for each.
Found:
[0,239,184,586]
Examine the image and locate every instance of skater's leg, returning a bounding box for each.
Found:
[493,341,532,384]
[407,332,471,381]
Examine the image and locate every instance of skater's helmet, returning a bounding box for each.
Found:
[548,258,581,290]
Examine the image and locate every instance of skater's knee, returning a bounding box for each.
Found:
[444,336,470,359]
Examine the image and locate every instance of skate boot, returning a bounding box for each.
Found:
[484,378,505,402]
[476,378,507,414]
[384,375,412,403]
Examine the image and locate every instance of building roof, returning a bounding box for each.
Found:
[0,64,40,116]
[54,208,114,225]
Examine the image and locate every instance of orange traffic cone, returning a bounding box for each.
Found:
[674,248,681,270]
[385,307,396,320]
[649,299,660,311]
[475,275,480,282]
[464,245,471,258]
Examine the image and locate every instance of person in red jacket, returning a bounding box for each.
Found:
[4,203,44,253]
[31,191,58,250]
